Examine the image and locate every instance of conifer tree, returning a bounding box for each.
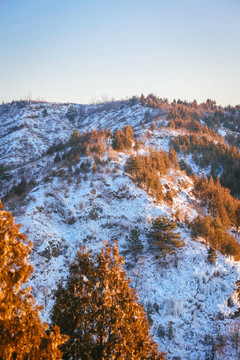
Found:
[0,164,7,180]
[51,242,166,360]
[133,138,141,153]
[0,200,67,359]
[147,216,184,258]
[236,204,240,231]
[113,131,125,151]
[43,108,48,117]
[113,126,134,151]
[169,146,178,167]
[235,280,240,303]
[207,246,217,264]
[123,227,143,262]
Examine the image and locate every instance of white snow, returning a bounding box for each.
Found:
[1,100,240,360]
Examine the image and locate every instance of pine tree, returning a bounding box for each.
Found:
[113,131,125,151]
[165,190,173,205]
[0,200,67,359]
[169,146,178,167]
[207,246,217,264]
[0,164,8,180]
[113,126,134,151]
[235,280,240,303]
[147,216,184,258]
[51,242,166,360]
[14,177,27,196]
[133,138,141,153]
[43,108,48,117]
[54,153,61,163]
[66,106,77,122]
[123,227,143,262]
[69,129,80,145]
[156,153,166,175]
[150,123,156,131]
[235,204,240,231]
[124,125,134,147]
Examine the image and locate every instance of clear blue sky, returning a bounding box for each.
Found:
[0,0,240,105]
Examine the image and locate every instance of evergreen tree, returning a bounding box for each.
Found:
[165,190,173,205]
[54,153,61,163]
[133,138,141,153]
[113,131,125,151]
[0,200,67,359]
[140,94,146,105]
[69,129,80,145]
[235,204,240,231]
[169,146,178,167]
[43,108,48,117]
[192,99,197,108]
[207,246,217,264]
[124,125,134,147]
[190,214,240,260]
[51,242,166,360]
[235,280,240,303]
[150,123,156,131]
[0,164,8,180]
[66,106,77,122]
[14,177,27,196]
[113,126,134,151]
[123,227,143,262]
[147,216,184,258]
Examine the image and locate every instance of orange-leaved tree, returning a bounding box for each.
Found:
[51,241,166,360]
[0,200,67,359]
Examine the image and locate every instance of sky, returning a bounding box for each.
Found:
[0,0,240,106]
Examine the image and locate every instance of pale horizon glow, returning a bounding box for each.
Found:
[0,0,240,106]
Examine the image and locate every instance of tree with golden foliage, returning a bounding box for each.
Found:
[235,204,240,231]
[0,200,67,360]
[125,149,172,201]
[113,126,134,151]
[51,242,166,360]
[190,214,240,260]
[169,146,178,167]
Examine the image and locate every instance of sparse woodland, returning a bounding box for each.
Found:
[172,134,240,195]
[1,96,240,359]
[125,147,178,201]
[190,174,240,260]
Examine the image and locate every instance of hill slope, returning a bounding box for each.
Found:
[1,98,240,359]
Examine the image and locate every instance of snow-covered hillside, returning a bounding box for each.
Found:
[0,100,148,167]
[1,99,240,359]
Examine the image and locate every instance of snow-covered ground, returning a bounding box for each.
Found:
[1,100,240,359]
[14,153,240,360]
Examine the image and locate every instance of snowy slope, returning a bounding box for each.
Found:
[1,100,240,359]
[0,100,150,168]
[14,153,240,360]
